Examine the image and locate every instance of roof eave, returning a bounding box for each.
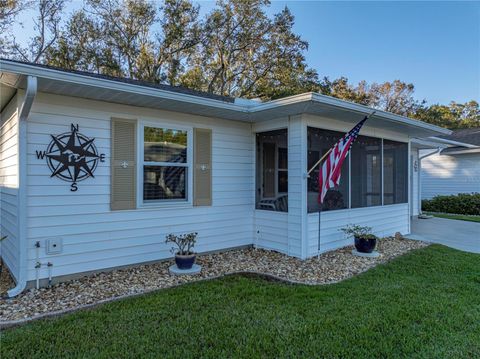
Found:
[0,59,247,114]
[309,93,451,136]
[428,136,478,148]
[0,60,453,137]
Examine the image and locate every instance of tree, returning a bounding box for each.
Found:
[46,10,122,76]
[250,7,320,99]
[11,0,65,63]
[84,0,156,80]
[0,0,28,54]
[368,80,422,116]
[319,77,372,106]
[157,0,202,85]
[414,101,480,129]
[180,1,317,99]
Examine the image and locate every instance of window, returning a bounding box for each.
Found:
[256,129,288,212]
[307,128,349,212]
[383,139,408,204]
[351,135,382,208]
[142,125,190,202]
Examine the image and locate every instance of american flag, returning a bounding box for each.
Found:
[318,115,369,204]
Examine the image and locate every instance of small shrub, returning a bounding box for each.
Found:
[339,224,378,240]
[422,193,480,215]
[165,232,198,255]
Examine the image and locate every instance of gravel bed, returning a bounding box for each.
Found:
[0,260,15,297]
[0,238,428,323]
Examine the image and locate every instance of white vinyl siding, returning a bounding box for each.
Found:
[21,91,421,282]
[304,114,411,256]
[421,152,480,199]
[308,203,409,256]
[411,148,420,216]
[25,92,253,281]
[287,115,307,258]
[254,210,289,254]
[0,94,20,281]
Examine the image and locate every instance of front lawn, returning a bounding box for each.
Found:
[425,212,480,223]
[1,245,479,358]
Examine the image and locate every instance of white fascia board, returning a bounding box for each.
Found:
[249,92,314,111]
[441,148,480,155]
[428,136,478,149]
[309,93,452,136]
[410,138,449,149]
[0,60,455,136]
[0,60,247,114]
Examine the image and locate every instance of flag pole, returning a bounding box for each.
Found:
[313,110,376,259]
[308,148,332,176]
[318,203,322,259]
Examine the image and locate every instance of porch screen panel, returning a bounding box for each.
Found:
[383,139,408,204]
[351,135,382,208]
[307,128,349,213]
[256,129,288,212]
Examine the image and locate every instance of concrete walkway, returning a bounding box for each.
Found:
[408,217,480,254]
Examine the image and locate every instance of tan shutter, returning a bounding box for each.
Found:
[111,118,137,210]
[194,128,212,206]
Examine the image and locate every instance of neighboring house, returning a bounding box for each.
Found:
[0,59,450,296]
[420,128,480,199]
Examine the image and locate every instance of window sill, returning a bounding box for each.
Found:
[138,200,193,210]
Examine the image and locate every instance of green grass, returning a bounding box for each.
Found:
[1,245,479,359]
[425,212,480,223]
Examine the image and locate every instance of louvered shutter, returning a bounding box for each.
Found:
[111,118,136,210]
[194,128,212,206]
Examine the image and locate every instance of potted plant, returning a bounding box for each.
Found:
[340,224,378,253]
[166,232,198,270]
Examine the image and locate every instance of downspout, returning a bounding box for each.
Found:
[417,147,441,216]
[8,75,37,297]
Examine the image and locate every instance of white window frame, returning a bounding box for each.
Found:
[137,121,193,208]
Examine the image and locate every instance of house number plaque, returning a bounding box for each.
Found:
[36,124,105,191]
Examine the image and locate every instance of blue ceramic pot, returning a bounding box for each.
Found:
[175,254,196,269]
[354,236,377,253]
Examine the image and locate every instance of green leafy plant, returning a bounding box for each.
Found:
[165,232,198,255]
[340,224,378,240]
[422,193,480,216]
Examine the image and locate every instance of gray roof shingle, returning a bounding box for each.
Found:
[438,128,480,146]
[0,58,235,103]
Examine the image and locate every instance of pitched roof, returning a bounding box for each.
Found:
[0,58,452,137]
[0,58,235,103]
[438,128,480,146]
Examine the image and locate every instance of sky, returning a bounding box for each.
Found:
[11,1,480,105]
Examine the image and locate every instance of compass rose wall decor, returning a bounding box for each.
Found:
[36,124,106,191]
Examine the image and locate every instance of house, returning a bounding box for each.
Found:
[420,128,480,199]
[0,59,451,297]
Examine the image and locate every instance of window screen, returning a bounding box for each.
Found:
[351,135,382,208]
[383,139,408,204]
[307,128,349,212]
[256,129,288,212]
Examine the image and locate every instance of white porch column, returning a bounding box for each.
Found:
[287,115,308,259]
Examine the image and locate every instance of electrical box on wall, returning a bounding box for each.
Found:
[46,238,63,255]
